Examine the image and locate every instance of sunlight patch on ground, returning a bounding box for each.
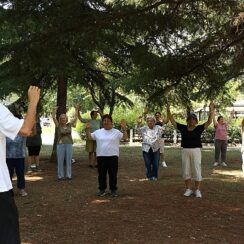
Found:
[129,178,137,182]
[138,178,149,182]
[91,199,111,204]
[213,169,243,177]
[25,176,44,181]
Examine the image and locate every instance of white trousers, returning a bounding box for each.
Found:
[182,148,202,181]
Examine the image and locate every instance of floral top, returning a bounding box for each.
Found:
[136,125,163,152]
[57,124,73,144]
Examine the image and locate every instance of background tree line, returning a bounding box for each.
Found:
[0,0,243,116]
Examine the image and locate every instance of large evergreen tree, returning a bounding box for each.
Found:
[0,0,243,112]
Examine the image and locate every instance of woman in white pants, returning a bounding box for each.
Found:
[167,102,215,198]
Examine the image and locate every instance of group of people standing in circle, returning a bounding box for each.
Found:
[5,100,244,201]
[50,101,244,199]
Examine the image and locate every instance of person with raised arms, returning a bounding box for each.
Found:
[167,101,215,198]
[0,86,40,244]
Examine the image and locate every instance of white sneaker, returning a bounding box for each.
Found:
[221,162,227,167]
[19,189,28,197]
[161,161,167,167]
[213,162,219,167]
[195,189,202,198]
[184,189,193,197]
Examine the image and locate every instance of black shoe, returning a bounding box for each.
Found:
[58,177,65,181]
[67,177,72,180]
[89,165,93,168]
[111,190,118,197]
[96,190,106,197]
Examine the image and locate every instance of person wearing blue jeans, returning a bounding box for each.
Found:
[52,106,78,180]
[56,144,73,179]
[143,148,160,180]
[6,104,28,197]
[136,115,163,181]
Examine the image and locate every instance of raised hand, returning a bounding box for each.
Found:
[209,101,215,112]
[28,86,40,105]
[120,119,127,129]
[85,122,91,130]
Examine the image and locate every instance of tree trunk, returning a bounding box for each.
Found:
[50,77,68,163]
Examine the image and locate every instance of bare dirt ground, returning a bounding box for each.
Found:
[14,146,244,244]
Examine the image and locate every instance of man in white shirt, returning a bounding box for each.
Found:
[0,86,40,244]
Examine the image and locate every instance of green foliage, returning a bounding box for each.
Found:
[0,0,243,112]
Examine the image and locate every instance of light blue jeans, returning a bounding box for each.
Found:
[56,144,73,179]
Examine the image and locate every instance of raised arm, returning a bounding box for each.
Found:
[204,101,215,129]
[242,119,244,132]
[166,104,177,129]
[51,107,59,127]
[85,122,93,140]
[70,105,79,127]
[120,119,128,141]
[213,109,217,127]
[76,104,83,122]
[19,86,40,136]
[163,115,169,125]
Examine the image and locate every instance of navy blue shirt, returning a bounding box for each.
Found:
[176,123,205,148]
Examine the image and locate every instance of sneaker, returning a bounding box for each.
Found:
[19,189,28,197]
[195,189,202,198]
[111,190,118,197]
[149,177,157,181]
[58,177,65,181]
[213,162,219,167]
[161,161,167,167]
[221,162,227,167]
[30,164,37,170]
[96,190,106,197]
[36,166,42,172]
[184,189,193,197]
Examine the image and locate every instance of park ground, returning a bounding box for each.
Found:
[13,142,244,244]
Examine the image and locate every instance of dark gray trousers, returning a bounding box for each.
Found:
[214,139,227,162]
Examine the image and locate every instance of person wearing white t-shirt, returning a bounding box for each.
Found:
[0,86,40,244]
[86,114,127,197]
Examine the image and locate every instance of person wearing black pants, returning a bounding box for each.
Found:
[97,156,118,193]
[86,114,127,197]
[0,86,40,244]
[0,190,20,244]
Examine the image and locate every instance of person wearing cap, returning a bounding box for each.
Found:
[155,111,169,167]
[77,106,102,168]
[136,114,164,181]
[167,102,215,198]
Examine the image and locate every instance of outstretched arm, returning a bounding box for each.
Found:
[166,104,177,129]
[51,107,59,127]
[70,105,79,127]
[204,101,215,129]
[19,86,40,136]
[76,104,83,122]
[213,109,217,127]
[85,122,93,140]
[120,119,128,140]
